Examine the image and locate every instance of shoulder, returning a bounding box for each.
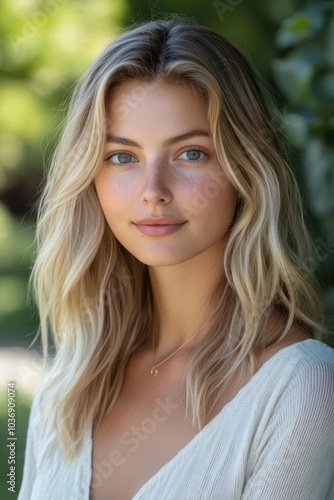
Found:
[286,339,334,398]
[289,339,334,400]
[250,338,334,457]
[243,341,334,500]
[264,334,334,392]
[263,338,334,428]
[257,311,332,370]
[253,313,334,412]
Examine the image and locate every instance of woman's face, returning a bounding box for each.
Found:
[95,79,238,267]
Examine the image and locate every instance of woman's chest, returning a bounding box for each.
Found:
[89,379,200,500]
[90,405,202,499]
[89,352,250,500]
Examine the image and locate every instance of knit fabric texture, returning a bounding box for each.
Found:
[18,339,334,500]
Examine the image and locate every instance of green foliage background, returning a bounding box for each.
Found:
[0,0,333,497]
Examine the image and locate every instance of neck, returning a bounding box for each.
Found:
[147,241,226,357]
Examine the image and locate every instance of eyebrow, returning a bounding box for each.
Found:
[106,129,211,148]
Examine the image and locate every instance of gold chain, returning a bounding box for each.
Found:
[150,331,198,376]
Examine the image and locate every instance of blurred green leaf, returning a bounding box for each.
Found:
[267,0,300,23]
[272,53,314,102]
[276,13,312,48]
[283,113,309,148]
[312,72,334,103]
[304,138,334,215]
[0,203,34,271]
[327,9,334,68]
[0,82,49,141]
[276,6,326,49]
[0,276,26,315]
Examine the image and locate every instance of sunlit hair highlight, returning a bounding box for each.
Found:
[30,14,330,460]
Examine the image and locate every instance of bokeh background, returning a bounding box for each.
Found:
[0,0,333,497]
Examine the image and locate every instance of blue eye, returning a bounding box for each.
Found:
[179,148,207,162]
[106,152,135,165]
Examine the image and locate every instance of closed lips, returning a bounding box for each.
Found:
[133,217,186,225]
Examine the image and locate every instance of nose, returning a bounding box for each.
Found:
[140,161,173,205]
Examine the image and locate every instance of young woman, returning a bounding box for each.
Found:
[18,15,334,500]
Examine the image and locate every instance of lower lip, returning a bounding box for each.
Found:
[133,223,186,236]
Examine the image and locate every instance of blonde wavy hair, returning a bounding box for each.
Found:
[30,14,329,460]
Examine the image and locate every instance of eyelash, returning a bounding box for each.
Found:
[104,146,210,165]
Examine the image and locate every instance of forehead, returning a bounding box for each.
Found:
[106,79,208,132]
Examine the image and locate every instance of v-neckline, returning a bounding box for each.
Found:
[86,339,316,499]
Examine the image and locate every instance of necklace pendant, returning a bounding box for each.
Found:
[150,367,158,376]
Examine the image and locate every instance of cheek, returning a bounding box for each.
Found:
[95,174,123,209]
[94,175,121,228]
[190,174,238,223]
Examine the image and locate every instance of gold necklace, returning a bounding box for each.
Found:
[150,332,198,376]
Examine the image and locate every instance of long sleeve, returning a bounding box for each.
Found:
[241,356,334,500]
[17,389,40,500]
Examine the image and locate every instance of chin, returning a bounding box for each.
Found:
[131,249,202,268]
[134,256,185,267]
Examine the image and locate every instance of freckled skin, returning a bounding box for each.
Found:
[95,79,238,268]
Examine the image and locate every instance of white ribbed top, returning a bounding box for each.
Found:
[18,339,334,499]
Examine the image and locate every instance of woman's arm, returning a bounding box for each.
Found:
[241,357,334,500]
